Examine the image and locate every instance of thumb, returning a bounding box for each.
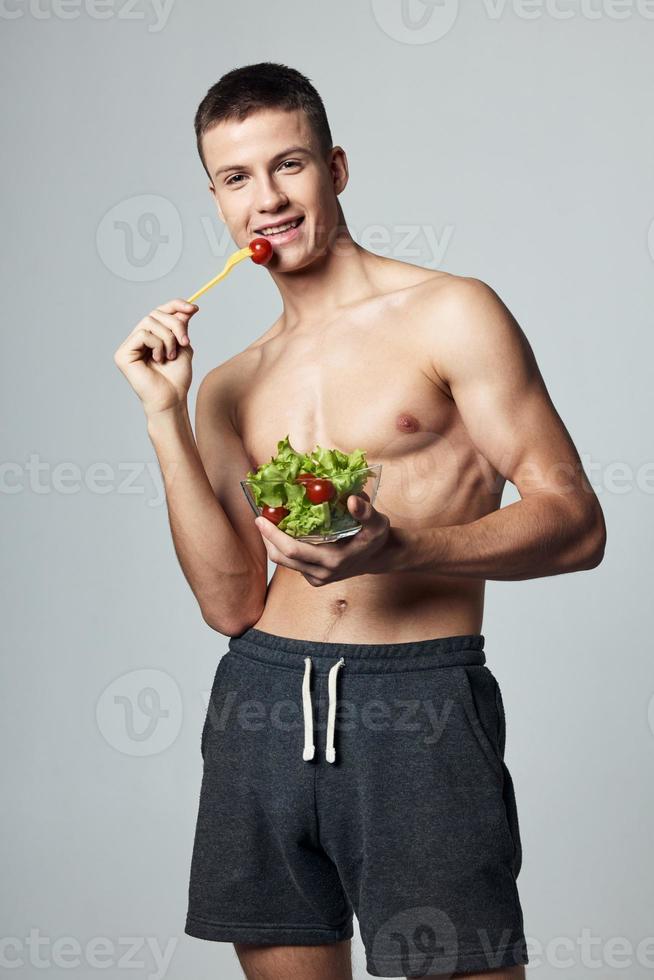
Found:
[349,493,369,519]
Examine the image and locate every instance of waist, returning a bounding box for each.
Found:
[254,569,484,645]
[227,627,486,675]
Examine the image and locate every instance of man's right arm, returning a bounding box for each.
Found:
[146,363,268,635]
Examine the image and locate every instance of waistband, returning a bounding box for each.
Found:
[227,627,486,675]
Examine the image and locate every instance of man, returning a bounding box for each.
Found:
[114,62,606,980]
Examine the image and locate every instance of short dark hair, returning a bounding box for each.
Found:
[194,62,334,180]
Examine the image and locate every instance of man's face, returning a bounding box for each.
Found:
[202,107,347,272]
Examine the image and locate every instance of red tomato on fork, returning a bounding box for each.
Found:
[249,238,274,265]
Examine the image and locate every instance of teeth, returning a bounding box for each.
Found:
[258,219,301,236]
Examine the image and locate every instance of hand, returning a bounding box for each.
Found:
[254,491,398,587]
[113,298,200,417]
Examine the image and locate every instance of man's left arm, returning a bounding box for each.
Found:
[253,277,607,587]
[391,277,607,581]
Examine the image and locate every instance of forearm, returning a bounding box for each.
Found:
[393,491,605,581]
[146,403,262,632]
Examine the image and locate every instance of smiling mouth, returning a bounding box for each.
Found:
[255,216,305,237]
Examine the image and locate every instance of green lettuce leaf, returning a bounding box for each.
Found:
[246,434,373,538]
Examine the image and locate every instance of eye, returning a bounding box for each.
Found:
[225,160,301,187]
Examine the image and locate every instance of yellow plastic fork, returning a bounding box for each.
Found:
[186,246,253,303]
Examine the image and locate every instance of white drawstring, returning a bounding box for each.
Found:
[302,657,315,761]
[301,656,345,763]
[325,657,345,763]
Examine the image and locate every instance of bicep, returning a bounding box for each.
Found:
[194,368,268,579]
[437,279,592,500]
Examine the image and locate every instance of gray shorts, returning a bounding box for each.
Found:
[185,627,529,978]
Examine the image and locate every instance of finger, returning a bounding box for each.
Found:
[348,491,380,525]
[125,326,166,363]
[156,299,199,317]
[348,493,368,520]
[143,313,183,359]
[264,536,325,573]
[256,521,330,572]
[257,518,331,566]
[145,313,182,359]
[265,540,328,577]
[151,307,194,347]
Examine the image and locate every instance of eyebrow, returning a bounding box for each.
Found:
[213,145,311,180]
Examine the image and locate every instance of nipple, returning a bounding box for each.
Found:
[396,412,420,433]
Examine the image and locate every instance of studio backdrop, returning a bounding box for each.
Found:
[2,2,652,978]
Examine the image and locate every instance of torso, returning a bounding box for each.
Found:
[231,263,505,643]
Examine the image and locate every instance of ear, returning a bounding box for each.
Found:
[208,182,225,223]
[329,146,349,196]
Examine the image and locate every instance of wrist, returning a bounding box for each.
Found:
[382,525,415,574]
[383,525,444,575]
[145,401,190,432]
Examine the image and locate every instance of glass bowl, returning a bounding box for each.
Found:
[240,463,382,544]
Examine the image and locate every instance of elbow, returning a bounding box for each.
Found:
[201,606,263,638]
[199,559,268,636]
[583,530,606,569]
[201,592,266,638]
[201,611,240,637]
[577,502,607,570]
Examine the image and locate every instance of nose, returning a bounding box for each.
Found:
[253,173,289,217]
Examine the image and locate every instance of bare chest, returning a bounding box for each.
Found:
[236,315,500,528]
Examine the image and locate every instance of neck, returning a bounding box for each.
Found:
[267,216,385,331]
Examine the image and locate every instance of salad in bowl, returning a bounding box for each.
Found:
[240,435,382,544]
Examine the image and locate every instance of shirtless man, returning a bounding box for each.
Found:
[114,63,606,980]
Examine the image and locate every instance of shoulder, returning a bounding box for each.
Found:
[414,274,535,387]
[416,272,507,319]
[385,268,506,326]
[424,276,524,345]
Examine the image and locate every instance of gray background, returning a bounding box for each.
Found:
[2,1,653,977]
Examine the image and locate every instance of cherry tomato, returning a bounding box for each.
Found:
[261,504,289,525]
[249,237,274,265]
[294,472,315,483]
[304,479,335,504]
